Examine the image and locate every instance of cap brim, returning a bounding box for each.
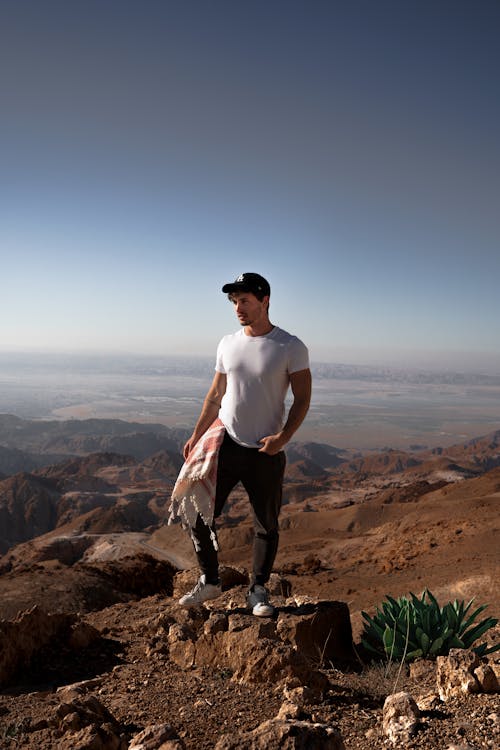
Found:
[222,282,249,293]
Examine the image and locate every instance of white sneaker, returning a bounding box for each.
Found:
[248,584,275,617]
[178,575,222,606]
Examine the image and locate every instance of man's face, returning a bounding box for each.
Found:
[230,291,269,327]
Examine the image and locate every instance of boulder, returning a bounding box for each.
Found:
[55,695,118,729]
[215,717,345,749]
[436,649,481,700]
[276,601,354,666]
[169,617,328,690]
[0,605,76,687]
[68,621,101,650]
[53,696,124,750]
[474,663,499,693]
[164,597,353,690]
[55,724,124,750]
[382,691,420,744]
[128,723,185,749]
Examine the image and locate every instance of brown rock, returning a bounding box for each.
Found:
[167,622,196,669]
[276,700,305,720]
[436,649,481,700]
[474,663,499,693]
[196,622,328,690]
[0,605,76,687]
[128,723,184,749]
[382,691,420,744]
[167,598,359,689]
[409,658,436,683]
[55,724,123,750]
[169,637,196,670]
[203,612,228,635]
[55,695,118,729]
[283,684,322,706]
[416,693,441,711]
[214,717,345,749]
[68,621,101,650]
[276,601,354,666]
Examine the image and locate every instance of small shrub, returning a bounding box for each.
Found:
[361,589,499,663]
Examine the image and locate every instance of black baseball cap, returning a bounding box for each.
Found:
[222,272,271,296]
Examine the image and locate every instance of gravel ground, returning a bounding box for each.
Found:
[0,596,498,749]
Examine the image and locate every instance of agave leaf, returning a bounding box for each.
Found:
[462,617,498,647]
[419,631,431,655]
[382,602,397,623]
[362,593,498,663]
[443,602,458,631]
[410,592,423,611]
[473,643,488,657]
[385,596,402,620]
[383,626,396,656]
[482,641,500,656]
[460,598,475,621]
[456,599,465,623]
[448,634,465,649]
[440,626,453,643]
[422,606,431,635]
[426,589,440,610]
[395,608,410,635]
[405,648,423,661]
[429,636,445,655]
[361,639,385,657]
[362,615,385,640]
[459,605,489,636]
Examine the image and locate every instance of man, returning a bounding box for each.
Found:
[177,272,311,616]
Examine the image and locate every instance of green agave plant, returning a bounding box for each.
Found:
[361,589,499,663]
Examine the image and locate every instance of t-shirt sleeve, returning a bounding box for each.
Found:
[215,338,226,374]
[288,338,310,374]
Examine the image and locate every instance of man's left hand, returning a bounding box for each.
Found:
[258,433,287,455]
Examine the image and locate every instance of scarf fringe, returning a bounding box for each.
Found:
[167,419,225,552]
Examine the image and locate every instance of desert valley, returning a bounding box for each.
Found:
[0,410,499,749]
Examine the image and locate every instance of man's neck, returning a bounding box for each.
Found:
[244,320,274,337]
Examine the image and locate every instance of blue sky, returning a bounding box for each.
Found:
[1,0,499,371]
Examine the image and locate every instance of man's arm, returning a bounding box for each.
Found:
[183,371,227,459]
[258,368,312,455]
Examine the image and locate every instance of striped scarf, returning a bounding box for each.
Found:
[168,418,225,551]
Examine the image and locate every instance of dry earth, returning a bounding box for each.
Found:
[0,429,499,748]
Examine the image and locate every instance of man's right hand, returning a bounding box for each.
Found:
[183,437,196,460]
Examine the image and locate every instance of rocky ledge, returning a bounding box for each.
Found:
[0,569,498,749]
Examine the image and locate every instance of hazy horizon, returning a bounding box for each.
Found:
[1,345,500,376]
[1,351,499,452]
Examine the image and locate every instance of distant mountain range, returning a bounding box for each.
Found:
[1,413,499,560]
[0,413,187,474]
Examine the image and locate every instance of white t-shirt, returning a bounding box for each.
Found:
[215,326,310,448]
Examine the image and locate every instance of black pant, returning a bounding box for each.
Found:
[191,431,286,586]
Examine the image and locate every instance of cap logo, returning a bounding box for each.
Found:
[236,274,245,282]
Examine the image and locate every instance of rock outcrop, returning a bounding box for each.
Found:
[382,691,420,744]
[437,648,500,700]
[215,716,345,749]
[0,606,79,687]
[128,723,185,749]
[164,595,353,690]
